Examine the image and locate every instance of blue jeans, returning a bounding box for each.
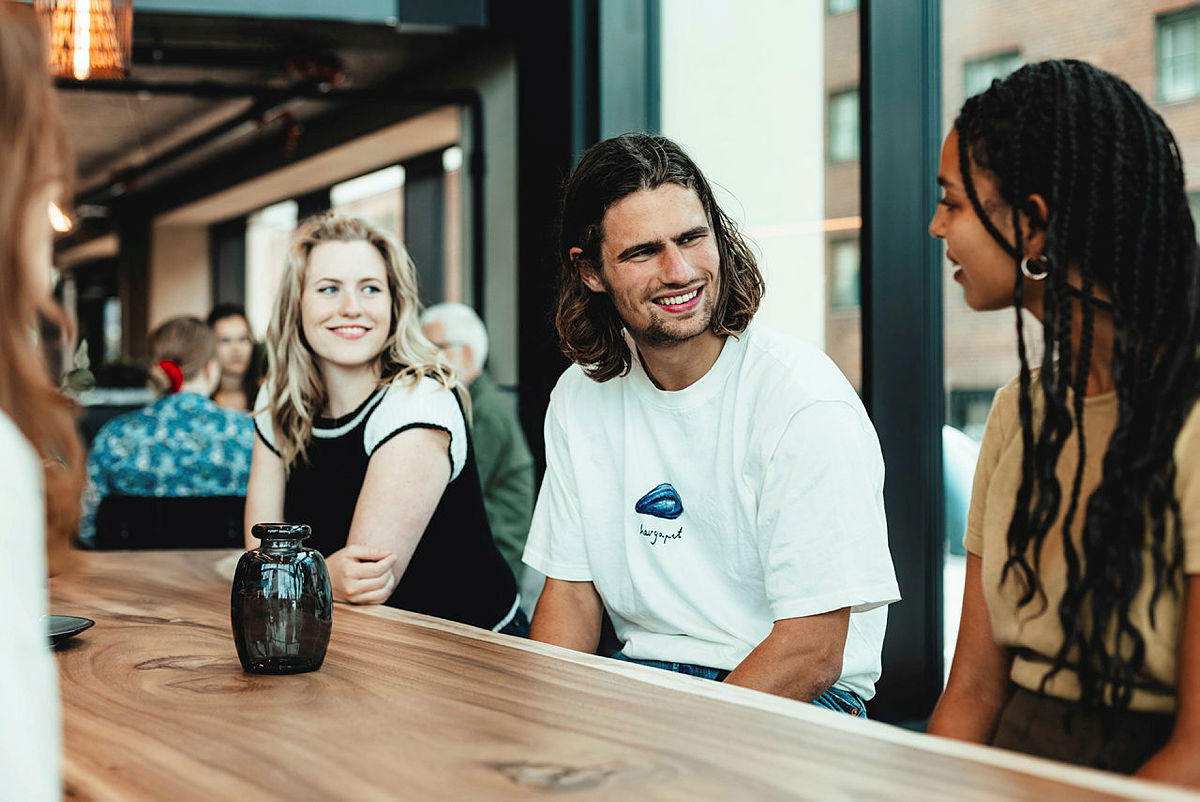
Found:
[612,650,730,680]
[611,651,867,718]
[497,608,530,637]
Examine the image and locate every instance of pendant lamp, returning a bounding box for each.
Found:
[35,0,133,81]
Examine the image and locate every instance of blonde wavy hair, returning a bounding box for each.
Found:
[262,214,457,470]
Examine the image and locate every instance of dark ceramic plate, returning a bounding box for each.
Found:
[46,615,94,645]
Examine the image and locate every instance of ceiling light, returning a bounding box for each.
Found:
[49,202,73,233]
[35,0,133,81]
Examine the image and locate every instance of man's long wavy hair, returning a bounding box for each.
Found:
[955,60,1200,733]
[0,5,84,572]
[262,214,457,470]
[556,133,764,381]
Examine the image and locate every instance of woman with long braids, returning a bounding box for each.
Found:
[926,60,1200,784]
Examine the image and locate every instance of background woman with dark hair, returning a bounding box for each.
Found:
[207,303,262,412]
[926,60,1200,786]
[0,5,87,796]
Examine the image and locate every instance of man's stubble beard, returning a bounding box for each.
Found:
[628,291,716,348]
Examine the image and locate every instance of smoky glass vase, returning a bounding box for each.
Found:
[231,523,333,675]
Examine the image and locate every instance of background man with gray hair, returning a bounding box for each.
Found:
[421,302,535,583]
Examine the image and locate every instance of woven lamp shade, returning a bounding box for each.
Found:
[35,0,132,81]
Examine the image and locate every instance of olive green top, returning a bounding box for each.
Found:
[469,372,535,580]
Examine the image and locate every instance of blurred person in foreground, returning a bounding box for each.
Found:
[207,303,262,412]
[80,317,253,546]
[524,133,899,714]
[244,215,522,634]
[0,5,87,798]
[420,302,534,582]
[926,61,1200,785]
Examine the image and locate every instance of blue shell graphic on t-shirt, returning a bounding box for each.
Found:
[634,483,684,519]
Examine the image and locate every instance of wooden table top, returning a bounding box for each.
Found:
[49,550,1198,801]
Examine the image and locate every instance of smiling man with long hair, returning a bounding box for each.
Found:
[524,133,899,715]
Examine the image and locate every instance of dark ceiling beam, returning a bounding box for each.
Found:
[55,76,477,104]
[76,95,292,206]
[130,0,486,27]
[61,77,480,206]
[131,43,297,70]
[103,89,464,218]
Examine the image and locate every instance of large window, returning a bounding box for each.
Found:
[1159,9,1200,102]
[828,88,860,163]
[329,165,405,242]
[963,50,1022,99]
[658,0,852,393]
[244,200,298,338]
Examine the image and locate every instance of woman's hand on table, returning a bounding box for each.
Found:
[1138,576,1200,788]
[326,544,398,604]
[1136,735,1200,788]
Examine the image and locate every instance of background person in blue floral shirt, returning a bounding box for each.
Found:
[80,316,254,546]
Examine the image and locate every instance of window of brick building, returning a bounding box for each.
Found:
[1159,9,1200,102]
[963,50,1022,99]
[829,237,860,310]
[827,0,857,14]
[828,88,860,163]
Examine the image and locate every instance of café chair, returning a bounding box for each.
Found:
[93,495,246,550]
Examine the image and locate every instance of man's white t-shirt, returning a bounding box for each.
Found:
[523,322,900,700]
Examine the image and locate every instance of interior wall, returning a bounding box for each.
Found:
[148,223,211,328]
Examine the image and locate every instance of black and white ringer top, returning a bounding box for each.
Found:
[253,378,518,631]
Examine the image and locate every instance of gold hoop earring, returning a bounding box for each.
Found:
[1020,256,1049,281]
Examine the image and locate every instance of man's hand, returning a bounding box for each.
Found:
[325,544,399,605]
[724,609,850,701]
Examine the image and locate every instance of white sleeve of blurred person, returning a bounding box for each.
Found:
[0,412,61,801]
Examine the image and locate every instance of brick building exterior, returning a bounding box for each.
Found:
[824,1,1199,435]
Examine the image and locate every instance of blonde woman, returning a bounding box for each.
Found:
[245,215,523,634]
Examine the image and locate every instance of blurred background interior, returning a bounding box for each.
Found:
[38,0,1194,724]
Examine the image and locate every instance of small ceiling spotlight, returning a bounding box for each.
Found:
[48,202,73,233]
[35,0,133,81]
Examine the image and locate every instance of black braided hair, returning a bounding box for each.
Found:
[954,60,1200,737]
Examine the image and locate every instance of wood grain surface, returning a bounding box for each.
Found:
[48,550,1198,801]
